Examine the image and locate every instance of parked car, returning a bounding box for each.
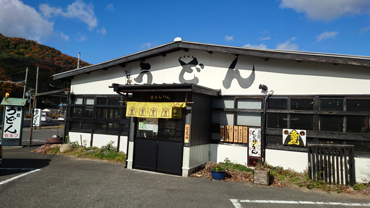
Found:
[41,113,52,122]
[57,116,65,122]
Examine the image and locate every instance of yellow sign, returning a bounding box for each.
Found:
[184,124,190,143]
[126,102,186,119]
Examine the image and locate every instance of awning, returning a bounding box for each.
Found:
[126,102,186,119]
[1,98,27,106]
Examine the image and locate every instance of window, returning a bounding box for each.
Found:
[347,99,370,111]
[347,116,370,133]
[268,98,288,110]
[237,112,261,126]
[320,98,343,111]
[237,99,262,109]
[320,115,343,132]
[267,113,287,128]
[290,99,313,110]
[291,114,314,130]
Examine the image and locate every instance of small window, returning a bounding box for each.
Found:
[291,114,314,130]
[237,99,262,109]
[267,113,288,128]
[70,122,80,130]
[320,115,343,132]
[267,135,283,146]
[81,122,92,130]
[268,98,288,110]
[108,108,120,119]
[347,116,370,133]
[290,99,313,110]
[71,107,83,117]
[320,99,343,111]
[236,112,261,126]
[347,99,370,111]
[95,123,107,131]
[107,123,119,132]
[219,112,234,125]
[75,98,83,105]
[96,108,107,119]
[85,98,94,105]
[212,97,234,108]
[82,106,93,118]
[108,97,120,105]
[97,97,107,105]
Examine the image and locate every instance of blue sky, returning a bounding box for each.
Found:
[1,0,370,65]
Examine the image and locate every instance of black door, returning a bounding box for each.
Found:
[133,118,184,175]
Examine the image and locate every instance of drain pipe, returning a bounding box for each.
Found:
[259,84,273,163]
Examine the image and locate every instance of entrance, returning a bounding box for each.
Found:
[133,118,184,175]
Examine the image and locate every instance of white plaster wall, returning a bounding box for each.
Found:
[71,65,126,95]
[71,49,370,97]
[68,132,91,146]
[265,149,308,172]
[355,157,370,183]
[92,134,128,153]
[209,144,248,165]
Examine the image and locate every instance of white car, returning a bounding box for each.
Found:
[41,114,52,122]
[57,116,65,122]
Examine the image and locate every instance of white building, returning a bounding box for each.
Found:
[53,39,370,183]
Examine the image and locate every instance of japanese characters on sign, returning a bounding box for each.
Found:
[283,129,307,147]
[248,128,261,157]
[184,124,190,144]
[2,106,23,139]
[33,108,41,127]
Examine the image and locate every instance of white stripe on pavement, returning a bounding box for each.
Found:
[231,199,370,207]
[0,168,41,186]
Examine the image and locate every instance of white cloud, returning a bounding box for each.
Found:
[260,36,271,41]
[60,32,69,41]
[40,0,98,30]
[279,0,370,21]
[106,3,114,11]
[97,27,106,35]
[141,42,157,49]
[276,37,298,51]
[225,35,234,41]
[317,31,338,42]
[361,26,370,33]
[243,43,267,49]
[0,0,54,42]
[76,32,87,41]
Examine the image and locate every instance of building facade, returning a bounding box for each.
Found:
[53,39,370,181]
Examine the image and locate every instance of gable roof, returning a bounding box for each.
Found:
[53,40,370,81]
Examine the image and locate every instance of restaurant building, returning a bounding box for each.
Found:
[53,38,370,181]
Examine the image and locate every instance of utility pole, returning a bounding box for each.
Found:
[22,67,28,99]
[29,66,39,146]
[77,52,81,69]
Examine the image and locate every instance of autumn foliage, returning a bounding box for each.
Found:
[0,33,90,98]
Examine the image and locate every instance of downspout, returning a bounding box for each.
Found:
[261,87,273,163]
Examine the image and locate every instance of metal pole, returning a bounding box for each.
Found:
[29,96,36,146]
[23,67,28,99]
[34,66,39,109]
[77,52,81,69]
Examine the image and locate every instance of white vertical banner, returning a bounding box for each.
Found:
[2,106,23,139]
[248,128,261,157]
[33,109,41,127]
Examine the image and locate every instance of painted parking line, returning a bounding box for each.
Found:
[0,168,41,186]
[230,199,370,207]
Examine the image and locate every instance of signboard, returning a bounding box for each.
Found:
[33,108,41,127]
[242,127,248,144]
[184,124,190,144]
[2,106,23,139]
[138,118,158,133]
[224,125,229,142]
[283,129,307,147]
[233,126,239,143]
[220,125,225,142]
[126,102,185,119]
[228,125,234,142]
[248,128,261,157]
[238,127,243,143]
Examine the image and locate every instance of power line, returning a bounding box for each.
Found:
[3,70,27,77]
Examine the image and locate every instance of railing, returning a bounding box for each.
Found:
[307,144,355,186]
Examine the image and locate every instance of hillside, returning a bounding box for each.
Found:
[0,33,90,107]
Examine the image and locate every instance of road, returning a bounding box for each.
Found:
[0,146,369,208]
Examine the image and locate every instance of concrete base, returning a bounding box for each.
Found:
[253,169,270,186]
[127,160,133,169]
[182,163,205,177]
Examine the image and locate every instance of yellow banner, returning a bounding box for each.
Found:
[126,102,185,119]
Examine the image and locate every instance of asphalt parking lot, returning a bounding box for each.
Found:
[0,147,369,208]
